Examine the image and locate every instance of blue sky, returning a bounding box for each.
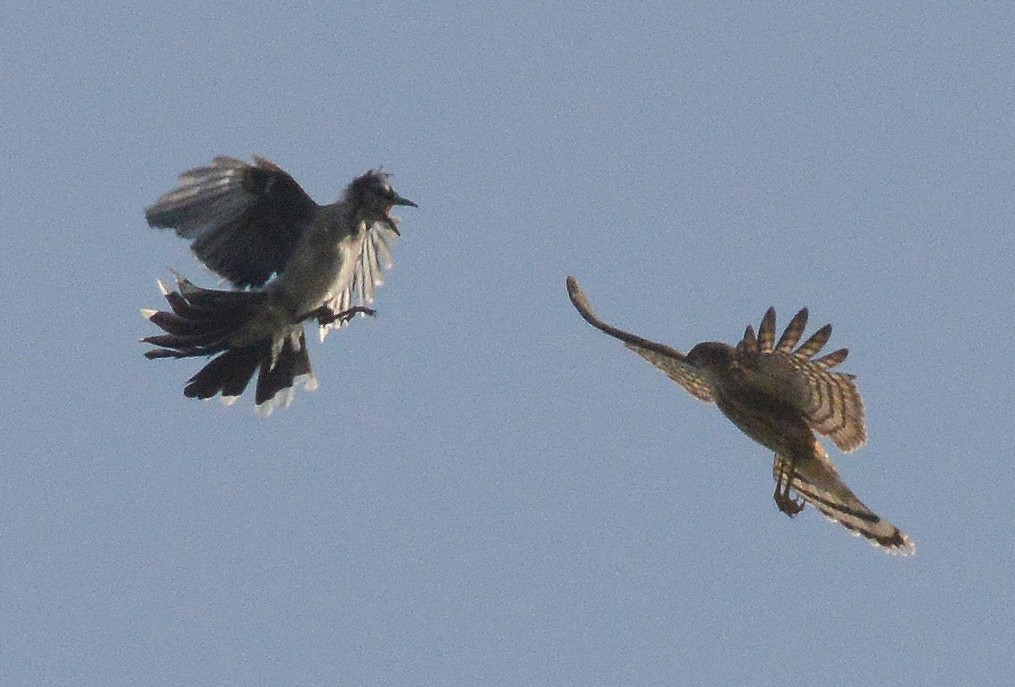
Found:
[3,2,1013,685]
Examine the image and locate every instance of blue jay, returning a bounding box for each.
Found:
[142,156,415,414]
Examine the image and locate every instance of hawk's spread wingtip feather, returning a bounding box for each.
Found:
[565,277,715,403]
[565,275,595,326]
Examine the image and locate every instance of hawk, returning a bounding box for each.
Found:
[566,276,914,555]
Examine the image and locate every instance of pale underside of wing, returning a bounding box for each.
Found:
[317,222,400,340]
[566,276,714,402]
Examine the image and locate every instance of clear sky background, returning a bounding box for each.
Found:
[3,3,1013,685]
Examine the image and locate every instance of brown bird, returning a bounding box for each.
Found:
[566,276,914,555]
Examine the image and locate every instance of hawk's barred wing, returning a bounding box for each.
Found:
[782,357,866,452]
[741,308,867,452]
[759,307,843,365]
[775,308,808,352]
[566,276,714,402]
[773,447,914,555]
[145,156,318,288]
[757,307,778,351]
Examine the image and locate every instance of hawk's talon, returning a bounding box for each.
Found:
[776,492,806,517]
[774,470,806,517]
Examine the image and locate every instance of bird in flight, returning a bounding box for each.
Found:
[566,276,914,555]
[141,156,416,415]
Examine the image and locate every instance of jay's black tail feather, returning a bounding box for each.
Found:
[142,275,317,414]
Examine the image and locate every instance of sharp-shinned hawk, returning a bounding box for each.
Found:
[566,275,914,555]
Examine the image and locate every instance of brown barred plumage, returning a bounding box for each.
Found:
[566,276,914,555]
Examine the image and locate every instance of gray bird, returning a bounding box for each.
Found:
[141,156,416,415]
